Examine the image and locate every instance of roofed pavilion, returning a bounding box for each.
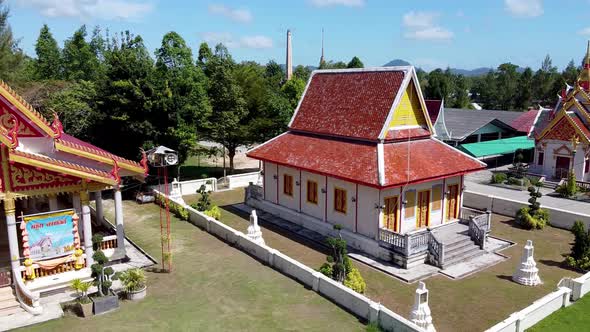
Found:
[0,81,147,315]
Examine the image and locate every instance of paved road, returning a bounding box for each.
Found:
[465,181,590,213]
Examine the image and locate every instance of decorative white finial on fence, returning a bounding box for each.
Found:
[410,281,436,332]
[169,178,185,205]
[247,210,265,245]
[513,240,541,286]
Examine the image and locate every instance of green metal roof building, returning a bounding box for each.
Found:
[458,136,535,159]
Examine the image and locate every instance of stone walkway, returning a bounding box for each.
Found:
[465,181,590,213]
[234,203,513,283]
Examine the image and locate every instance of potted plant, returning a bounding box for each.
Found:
[71,278,93,317]
[118,268,147,301]
[90,234,119,315]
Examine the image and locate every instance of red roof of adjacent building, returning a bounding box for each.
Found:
[385,127,431,141]
[510,109,539,133]
[247,132,485,188]
[424,100,443,124]
[289,70,407,140]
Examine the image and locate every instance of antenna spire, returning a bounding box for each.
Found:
[319,28,325,68]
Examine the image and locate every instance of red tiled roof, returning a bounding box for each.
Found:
[424,100,442,124]
[385,127,430,141]
[510,109,539,133]
[247,132,485,188]
[248,132,379,186]
[382,139,485,187]
[289,70,406,140]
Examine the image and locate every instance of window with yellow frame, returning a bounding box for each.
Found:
[334,188,347,213]
[283,174,294,196]
[306,180,318,204]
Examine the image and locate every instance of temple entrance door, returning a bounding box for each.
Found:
[555,156,570,179]
[446,184,459,221]
[417,190,430,229]
[384,196,399,233]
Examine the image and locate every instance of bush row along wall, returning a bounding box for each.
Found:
[463,191,590,230]
[154,190,424,332]
[485,287,571,332]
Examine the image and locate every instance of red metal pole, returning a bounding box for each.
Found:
[164,166,172,272]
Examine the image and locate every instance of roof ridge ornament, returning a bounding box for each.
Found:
[140,149,149,176]
[110,159,121,184]
[51,112,63,139]
[4,114,19,149]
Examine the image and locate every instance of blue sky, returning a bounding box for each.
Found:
[7,0,590,71]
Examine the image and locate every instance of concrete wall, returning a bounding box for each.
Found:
[156,189,423,332]
[278,165,301,212]
[227,172,260,189]
[177,178,217,195]
[486,287,571,332]
[264,162,278,204]
[463,191,590,230]
[300,171,327,221]
[326,177,357,232]
[357,185,380,239]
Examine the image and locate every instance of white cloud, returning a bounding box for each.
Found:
[504,0,543,18]
[579,27,590,36]
[402,11,453,41]
[208,4,252,23]
[201,32,273,49]
[308,0,365,8]
[16,0,153,21]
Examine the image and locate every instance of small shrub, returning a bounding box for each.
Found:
[343,267,366,294]
[175,205,189,220]
[70,278,92,304]
[565,221,590,271]
[319,263,333,277]
[196,185,212,212]
[556,171,579,198]
[205,206,221,220]
[516,207,548,229]
[491,173,507,184]
[117,268,147,292]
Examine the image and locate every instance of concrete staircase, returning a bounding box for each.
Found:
[432,223,485,269]
[0,287,24,318]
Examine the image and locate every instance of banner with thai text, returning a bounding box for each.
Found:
[23,210,76,260]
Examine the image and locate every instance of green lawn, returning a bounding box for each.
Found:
[185,189,581,332]
[21,199,365,332]
[527,293,590,331]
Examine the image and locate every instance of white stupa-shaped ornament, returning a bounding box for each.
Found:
[409,282,436,332]
[247,210,265,245]
[513,240,541,286]
[169,178,185,205]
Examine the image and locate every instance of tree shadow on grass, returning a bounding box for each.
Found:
[496,218,529,231]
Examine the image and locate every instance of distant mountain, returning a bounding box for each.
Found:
[383,59,411,67]
[382,59,525,77]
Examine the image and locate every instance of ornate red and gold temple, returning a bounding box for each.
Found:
[0,81,147,315]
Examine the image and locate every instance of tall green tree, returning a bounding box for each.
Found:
[205,44,247,171]
[293,65,311,82]
[96,31,156,159]
[562,59,580,85]
[495,63,519,110]
[0,0,24,83]
[532,55,558,106]
[62,25,100,81]
[34,24,61,80]
[450,74,470,108]
[281,77,305,109]
[515,67,533,110]
[425,68,452,102]
[46,81,98,140]
[347,56,364,68]
[153,32,211,162]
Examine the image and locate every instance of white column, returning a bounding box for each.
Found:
[80,191,94,267]
[4,198,20,275]
[72,193,83,237]
[48,193,58,211]
[95,191,104,226]
[114,188,126,254]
